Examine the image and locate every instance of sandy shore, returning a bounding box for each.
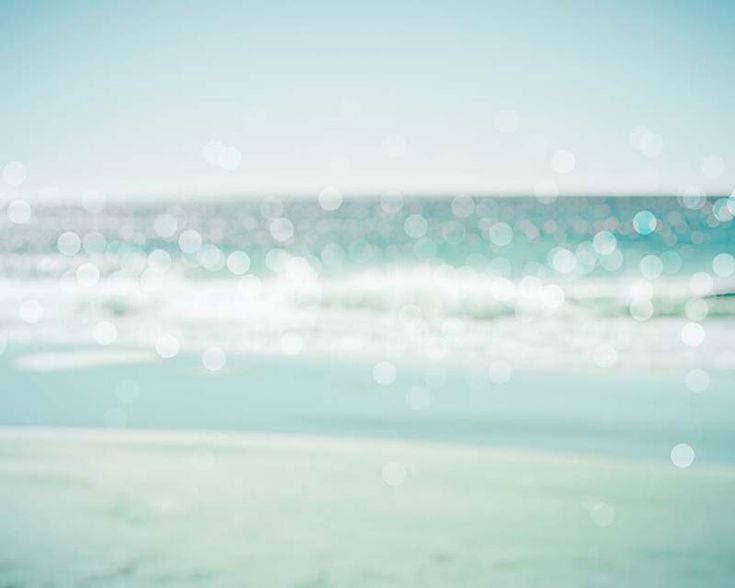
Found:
[1,427,734,586]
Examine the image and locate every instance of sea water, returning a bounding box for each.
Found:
[1,194,734,585]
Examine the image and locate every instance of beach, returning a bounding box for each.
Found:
[1,195,734,585]
[3,1,735,583]
[2,428,734,587]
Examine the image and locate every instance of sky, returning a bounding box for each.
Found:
[1,0,734,201]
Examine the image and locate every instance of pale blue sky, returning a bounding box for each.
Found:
[1,0,734,200]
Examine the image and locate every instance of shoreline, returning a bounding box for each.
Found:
[2,423,734,586]
[0,424,730,474]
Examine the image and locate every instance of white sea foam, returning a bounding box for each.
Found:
[1,264,734,370]
[13,350,158,372]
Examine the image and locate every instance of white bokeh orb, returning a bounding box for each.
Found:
[155,334,180,358]
[670,443,695,468]
[202,347,227,371]
[373,361,397,386]
[57,231,82,256]
[685,369,709,393]
[681,322,705,347]
[318,186,343,211]
[551,149,576,174]
[7,199,31,224]
[3,161,27,186]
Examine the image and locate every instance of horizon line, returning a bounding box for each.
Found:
[6,188,734,206]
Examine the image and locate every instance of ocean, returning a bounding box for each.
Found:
[1,194,734,585]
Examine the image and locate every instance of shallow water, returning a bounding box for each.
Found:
[1,350,734,464]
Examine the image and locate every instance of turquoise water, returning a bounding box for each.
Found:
[1,350,734,464]
[8,195,735,271]
[1,194,734,585]
[2,195,735,369]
